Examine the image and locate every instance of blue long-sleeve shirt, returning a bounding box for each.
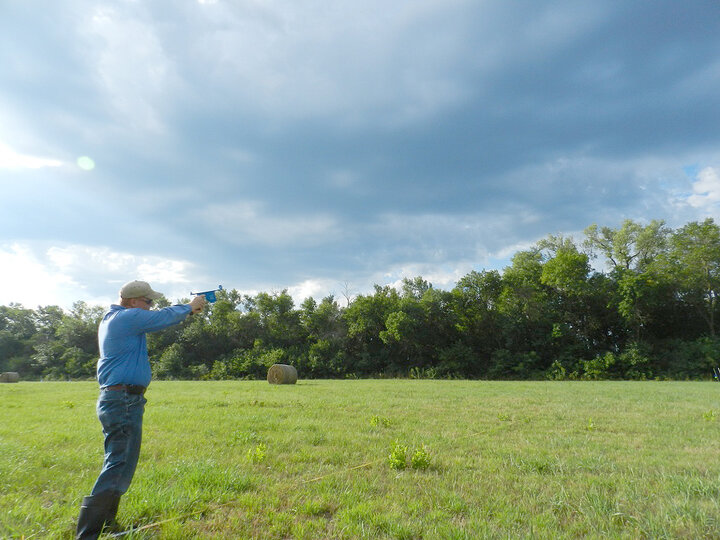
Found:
[97,304,192,388]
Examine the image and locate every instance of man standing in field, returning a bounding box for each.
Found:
[76,280,206,539]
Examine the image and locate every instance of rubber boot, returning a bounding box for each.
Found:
[104,492,122,533]
[76,492,118,539]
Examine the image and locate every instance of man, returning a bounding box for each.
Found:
[76,280,206,539]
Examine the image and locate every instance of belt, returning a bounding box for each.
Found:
[103,384,146,395]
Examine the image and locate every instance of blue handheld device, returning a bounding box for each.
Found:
[191,285,223,303]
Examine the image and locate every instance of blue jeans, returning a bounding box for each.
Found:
[90,389,146,496]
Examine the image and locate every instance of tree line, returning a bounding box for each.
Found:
[2,218,719,381]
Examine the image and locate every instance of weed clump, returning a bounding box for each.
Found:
[247,443,267,463]
[388,441,408,470]
[388,441,432,471]
[411,445,431,470]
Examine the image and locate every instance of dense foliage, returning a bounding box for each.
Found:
[2,219,720,381]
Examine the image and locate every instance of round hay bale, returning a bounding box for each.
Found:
[267,364,298,385]
[0,372,20,383]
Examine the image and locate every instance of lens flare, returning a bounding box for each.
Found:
[77,156,95,170]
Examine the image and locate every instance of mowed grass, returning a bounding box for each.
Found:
[2,380,720,539]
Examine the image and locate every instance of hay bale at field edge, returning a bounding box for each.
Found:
[1,372,20,383]
[267,364,298,385]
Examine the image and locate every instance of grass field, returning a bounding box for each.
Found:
[2,380,720,539]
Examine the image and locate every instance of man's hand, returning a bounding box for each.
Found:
[189,295,207,314]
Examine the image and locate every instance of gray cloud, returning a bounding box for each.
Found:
[1,0,719,307]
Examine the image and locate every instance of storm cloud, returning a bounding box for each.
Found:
[1,0,719,307]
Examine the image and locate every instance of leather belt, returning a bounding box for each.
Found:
[103,384,146,395]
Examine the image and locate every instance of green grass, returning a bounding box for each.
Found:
[2,380,720,539]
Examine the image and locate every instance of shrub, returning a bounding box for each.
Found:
[370,415,391,428]
[247,443,267,464]
[582,343,652,380]
[655,337,720,379]
[388,441,408,470]
[411,445,431,470]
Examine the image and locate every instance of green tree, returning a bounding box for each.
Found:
[401,276,432,299]
[300,295,347,376]
[667,219,720,336]
[537,235,605,374]
[27,306,66,378]
[342,285,401,375]
[585,220,671,342]
[55,301,104,378]
[451,270,504,376]
[497,250,553,375]
[416,286,460,374]
[584,219,670,272]
[254,290,303,348]
[0,304,37,374]
[380,310,417,367]
[538,235,590,295]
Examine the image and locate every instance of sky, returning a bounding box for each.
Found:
[1,0,719,310]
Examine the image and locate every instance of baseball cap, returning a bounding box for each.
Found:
[119,280,163,300]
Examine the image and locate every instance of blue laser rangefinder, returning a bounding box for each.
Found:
[191,285,223,303]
